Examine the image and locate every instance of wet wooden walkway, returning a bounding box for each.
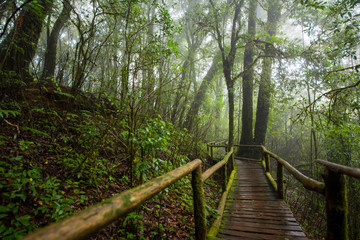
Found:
[218,160,308,240]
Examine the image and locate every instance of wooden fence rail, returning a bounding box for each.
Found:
[236,144,360,240]
[22,147,235,240]
[207,141,228,159]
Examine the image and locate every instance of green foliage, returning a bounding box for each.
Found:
[0,101,21,119]
[120,212,145,240]
[0,155,75,239]
[0,109,21,118]
[297,0,326,10]
[126,117,191,182]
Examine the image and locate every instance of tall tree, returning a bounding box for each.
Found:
[183,50,221,132]
[41,0,72,82]
[254,0,282,145]
[0,0,54,84]
[240,0,257,145]
[210,0,245,147]
[171,3,205,126]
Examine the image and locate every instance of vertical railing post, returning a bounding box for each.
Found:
[231,150,234,172]
[324,168,349,240]
[192,166,206,240]
[210,145,213,159]
[222,163,228,193]
[207,144,209,156]
[229,147,234,172]
[277,162,284,199]
[265,153,270,173]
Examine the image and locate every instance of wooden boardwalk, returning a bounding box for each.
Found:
[218,160,308,240]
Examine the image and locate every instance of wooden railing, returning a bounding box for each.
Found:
[207,140,227,159]
[236,144,360,240]
[22,148,235,240]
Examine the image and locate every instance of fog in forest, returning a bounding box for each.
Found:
[1,0,359,239]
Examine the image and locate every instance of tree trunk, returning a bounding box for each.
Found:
[214,76,223,140]
[41,0,71,82]
[254,54,272,145]
[227,81,235,147]
[254,0,281,145]
[184,51,221,132]
[171,55,191,124]
[0,0,54,84]
[240,0,257,145]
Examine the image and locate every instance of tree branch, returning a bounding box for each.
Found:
[323,64,360,80]
[0,0,34,39]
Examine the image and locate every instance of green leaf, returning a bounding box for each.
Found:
[0,224,6,233]
[22,127,50,137]
[19,215,31,226]
[0,108,20,118]
[0,205,10,212]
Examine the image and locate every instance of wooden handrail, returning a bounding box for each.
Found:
[207,141,229,159]
[208,139,227,144]
[261,146,325,194]
[202,148,233,182]
[22,146,236,240]
[208,144,228,148]
[315,159,360,240]
[316,159,360,179]
[22,159,202,240]
[204,147,235,239]
[235,144,360,240]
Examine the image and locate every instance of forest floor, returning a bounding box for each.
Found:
[0,83,221,239]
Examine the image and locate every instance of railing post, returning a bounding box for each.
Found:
[265,153,270,173]
[211,145,213,159]
[324,168,349,240]
[230,150,234,171]
[207,144,209,156]
[277,162,284,199]
[192,166,206,240]
[222,163,228,193]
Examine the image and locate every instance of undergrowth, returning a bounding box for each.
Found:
[0,83,220,239]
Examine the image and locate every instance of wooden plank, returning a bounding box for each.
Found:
[222,215,300,226]
[222,225,306,237]
[218,159,308,239]
[222,219,304,231]
[219,230,308,240]
[226,208,295,215]
[224,212,297,220]
[223,213,299,223]
[224,206,291,212]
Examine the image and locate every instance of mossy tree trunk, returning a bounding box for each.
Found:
[240,0,257,146]
[0,0,54,83]
[254,0,281,145]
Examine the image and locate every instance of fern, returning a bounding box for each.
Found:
[22,127,50,137]
[0,108,20,118]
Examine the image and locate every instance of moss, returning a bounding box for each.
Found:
[277,162,284,199]
[325,169,349,240]
[207,170,236,239]
[192,166,206,239]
